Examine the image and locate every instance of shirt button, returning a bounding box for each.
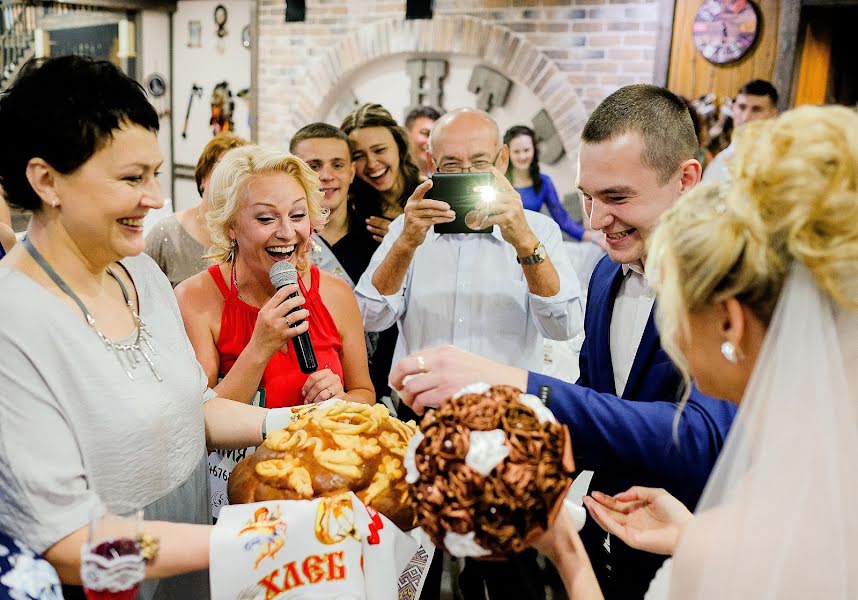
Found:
[458,318,464,323]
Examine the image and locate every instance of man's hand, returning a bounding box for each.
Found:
[467,167,537,254]
[583,487,693,556]
[389,345,527,415]
[400,179,455,249]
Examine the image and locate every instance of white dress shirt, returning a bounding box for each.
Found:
[701,142,734,186]
[609,264,656,396]
[355,211,584,374]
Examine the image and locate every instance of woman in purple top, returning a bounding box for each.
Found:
[504,125,603,245]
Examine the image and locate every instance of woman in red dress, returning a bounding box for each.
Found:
[177,145,374,408]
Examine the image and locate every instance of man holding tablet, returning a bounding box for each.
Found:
[355,108,582,598]
[356,107,582,388]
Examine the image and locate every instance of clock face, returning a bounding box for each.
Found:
[692,0,759,64]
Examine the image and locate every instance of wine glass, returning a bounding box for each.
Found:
[80,509,145,600]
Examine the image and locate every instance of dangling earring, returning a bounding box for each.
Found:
[228,239,237,261]
[720,341,738,364]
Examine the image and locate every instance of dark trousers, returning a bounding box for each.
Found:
[417,548,444,600]
[459,550,546,600]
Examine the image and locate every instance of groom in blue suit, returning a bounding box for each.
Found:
[532,85,737,599]
[391,85,737,600]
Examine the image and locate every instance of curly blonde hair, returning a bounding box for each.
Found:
[648,105,858,400]
[204,145,328,268]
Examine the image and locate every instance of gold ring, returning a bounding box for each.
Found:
[285,315,291,326]
[415,355,427,373]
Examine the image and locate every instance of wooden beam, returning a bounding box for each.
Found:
[652,0,677,87]
[0,1,177,11]
[773,1,801,110]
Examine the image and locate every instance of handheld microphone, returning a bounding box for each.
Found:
[269,261,318,374]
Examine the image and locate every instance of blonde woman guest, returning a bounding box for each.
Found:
[146,132,247,286]
[176,145,374,409]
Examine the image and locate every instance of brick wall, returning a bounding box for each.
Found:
[257,0,660,153]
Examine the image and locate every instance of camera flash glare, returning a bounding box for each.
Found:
[477,186,496,205]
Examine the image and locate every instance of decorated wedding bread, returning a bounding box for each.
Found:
[228,400,419,531]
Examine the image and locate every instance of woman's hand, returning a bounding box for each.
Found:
[366,216,392,243]
[583,487,693,556]
[532,509,604,600]
[248,284,310,358]
[301,369,345,404]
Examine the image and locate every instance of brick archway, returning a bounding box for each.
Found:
[272,15,587,153]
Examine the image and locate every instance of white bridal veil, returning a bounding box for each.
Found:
[668,263,858,598]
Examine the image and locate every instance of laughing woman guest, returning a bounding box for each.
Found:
[340,103,423,242]
[504,125,603,246]
[0,56,280,599]
[176,145,374,408]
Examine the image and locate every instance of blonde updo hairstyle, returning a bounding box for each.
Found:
[205,144,328,269]
[649,105,858,399]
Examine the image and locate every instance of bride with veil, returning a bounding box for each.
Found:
[536,104,858,598]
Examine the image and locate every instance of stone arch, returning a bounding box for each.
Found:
[297,15,588,153]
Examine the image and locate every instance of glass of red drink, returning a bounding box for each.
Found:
[80,510,145,600]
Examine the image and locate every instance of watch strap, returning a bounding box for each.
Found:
[517,241,546,265]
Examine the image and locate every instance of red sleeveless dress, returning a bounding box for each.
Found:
[209,264,344,408]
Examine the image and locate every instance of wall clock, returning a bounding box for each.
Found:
[214,4,228,38]
[692,0,760,64]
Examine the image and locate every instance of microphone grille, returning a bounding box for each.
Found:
[269,260,298,289]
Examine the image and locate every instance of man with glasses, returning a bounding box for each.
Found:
[356,107,582,389]
[356,107,582,599]
[389,86,737,600]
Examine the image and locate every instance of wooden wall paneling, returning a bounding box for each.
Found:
[793,10,833,106]
[773,1,801,110]
[653,0,679,86]
[667,0,781,102]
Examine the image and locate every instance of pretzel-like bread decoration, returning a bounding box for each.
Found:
[228,401,419,530]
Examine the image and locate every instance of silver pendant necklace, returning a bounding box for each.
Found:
[23,237,162,382]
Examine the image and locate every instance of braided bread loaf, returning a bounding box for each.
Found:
[228,401,419,531]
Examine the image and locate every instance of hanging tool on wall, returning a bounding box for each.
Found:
[181,83,203,139]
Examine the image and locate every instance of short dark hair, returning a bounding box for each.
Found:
[0,56,159,211]
[289,122,351,153]
[195,132,247,195]
[581,84,698,184]
[738,79,778,105]
[340,103,421,214]
[404,106,442,129]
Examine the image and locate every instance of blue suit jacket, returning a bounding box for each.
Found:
[528,256,737,599]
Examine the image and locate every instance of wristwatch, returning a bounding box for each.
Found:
[516,241,547,265]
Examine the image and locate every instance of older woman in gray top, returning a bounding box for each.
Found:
[0,56,280,599]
